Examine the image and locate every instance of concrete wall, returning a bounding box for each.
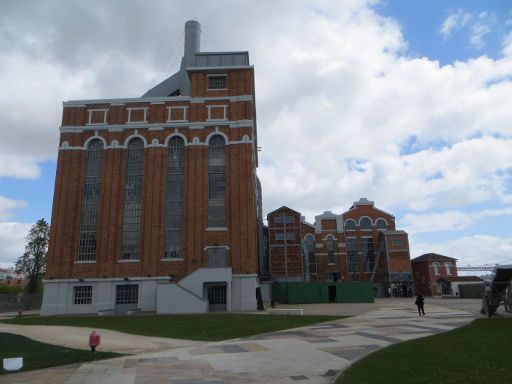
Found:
[156,283,207,314]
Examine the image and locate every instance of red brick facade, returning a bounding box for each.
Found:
[46,69,259,282]
[411,253,458,296]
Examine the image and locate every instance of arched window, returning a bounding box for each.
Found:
[208,135,226,227]
[326,235,335,264]
[121,138,144,260]
[376,218,387,229]
[344,219,356,230]
[164,137,185,259]
[433,262,440,275]
[304,235,316,274]
[360,217,372,229]
[78,139,104,261]
[445,262,452,275]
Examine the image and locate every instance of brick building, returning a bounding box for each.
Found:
[42,21,260,315]
[411,253,458,296]
[266,198,413,297]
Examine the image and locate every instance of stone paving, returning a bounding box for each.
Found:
[1,302,475,384]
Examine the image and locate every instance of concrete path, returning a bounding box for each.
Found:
[1,300,476,384]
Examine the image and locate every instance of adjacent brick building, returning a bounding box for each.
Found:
[266,198,413,297]
[411,253,458,296]
[42,21,260,315]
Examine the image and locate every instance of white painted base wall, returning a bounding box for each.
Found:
[41,269,258,315]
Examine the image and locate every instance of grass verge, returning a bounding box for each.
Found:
[0,332,121,375]
[336,318,512,384]
[1,313,342,341]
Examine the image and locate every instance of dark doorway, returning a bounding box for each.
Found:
[328,285,337,303]
[206,283,227,312]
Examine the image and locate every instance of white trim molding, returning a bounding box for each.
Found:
[127,107,149,124]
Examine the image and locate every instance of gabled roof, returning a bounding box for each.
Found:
[267,206,301,216]
[411,253,457,263]
[342,197,395,218]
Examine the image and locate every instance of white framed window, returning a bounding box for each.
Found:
[326,235,335,264]
[127,107,148,123]
[207,247,227,267]
[115,284,139,304]
[433,262,440,275]
[445,262,452,275]
[376,218,387,229]
[207,105,228,121]
[359,217,372,230]
[87,109,108,125]
[344,219,356,230]
[73,286,92,305]
[166,106,188,122]
[207,74,227,90]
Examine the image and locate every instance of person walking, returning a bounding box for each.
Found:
[415,293,425,316]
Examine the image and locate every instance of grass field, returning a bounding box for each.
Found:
[0,332,121,375]
[336,318,512,384]
[1,313,342,341]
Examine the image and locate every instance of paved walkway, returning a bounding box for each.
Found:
[1,300,475,384]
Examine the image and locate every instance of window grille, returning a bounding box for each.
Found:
[347,238,359,272]
[363,238,375,272]
[208,136,226,227]
[360,217,372,229]
[275,231,295,241]
[207,247,227,267]
[121,139,144,260]
[274,215,295,224]
[164,138,184,259]
[115,284,139,304]
[208,75,227,90]
[327,236,335,264]
[305,236,316,273]
[392,238,402,246]
[376,219,387,229]
[78,139,104,261]
[344,220,356,230]
[73,286,92,305]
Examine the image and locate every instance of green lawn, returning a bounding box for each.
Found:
[0,332,121,375]
[337,318,512,384]
[1,313,341,341]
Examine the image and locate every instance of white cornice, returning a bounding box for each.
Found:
[63,95,253,107]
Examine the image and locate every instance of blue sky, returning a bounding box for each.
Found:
[1,0,511,268]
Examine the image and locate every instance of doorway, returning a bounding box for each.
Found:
[206,283,227,312]
[328,285,337,303]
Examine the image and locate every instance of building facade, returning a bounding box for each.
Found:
[411,253,458,296]
[42,20,260,315]
[266,198,413,297]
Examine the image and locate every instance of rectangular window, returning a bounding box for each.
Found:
[207,105,228,121]
[73,286,92,305]
[392,238,402,246]
[274,215,295,224]
[207,247,227,267]
[127,107,148,123]
[115,284,139,304]
[347,238,359,273]
[87,109,108,125]
[363,238,375,272]
[208,75,227,90]
[275,231,295,241]
[166,106,188,122]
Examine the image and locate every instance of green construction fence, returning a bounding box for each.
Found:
[271,282,374,304]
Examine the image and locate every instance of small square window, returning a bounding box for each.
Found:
[73,286,92,305]
[392,238,402,246]
[208,75,227,90]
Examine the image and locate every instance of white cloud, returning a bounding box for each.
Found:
[402,207,512,233]
[440,9,471,37]
[0,196,27,219]
[470,11,495,49]
[0,222,32,268]
[411,235,512,266]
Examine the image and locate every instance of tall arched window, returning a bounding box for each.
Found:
[360,217,372,229]
[164,137,185,259]
[208,135,226,227]
[326,235,335,264]
[304,235,316,273]
[121,138,144,260]
[376,218,387,229]
[78,139,104,261]
[433,262,440,275]
[445,262,452,275]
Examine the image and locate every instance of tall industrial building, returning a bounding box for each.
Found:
[42,20,260,314]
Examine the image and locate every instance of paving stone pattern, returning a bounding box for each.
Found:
[1,304,474,384]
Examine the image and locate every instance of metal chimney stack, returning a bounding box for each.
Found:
[184,20,201,68]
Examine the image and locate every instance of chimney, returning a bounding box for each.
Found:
[184,20,201,68]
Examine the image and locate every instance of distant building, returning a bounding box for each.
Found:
[42,20,260,315]
[411,253,458,296]
[266,198,413,297]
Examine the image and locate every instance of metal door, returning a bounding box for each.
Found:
[207,283,227,312]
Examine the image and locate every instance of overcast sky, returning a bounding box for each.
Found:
[1,0,512,269]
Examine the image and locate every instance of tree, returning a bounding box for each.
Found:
[15,218,50,293]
